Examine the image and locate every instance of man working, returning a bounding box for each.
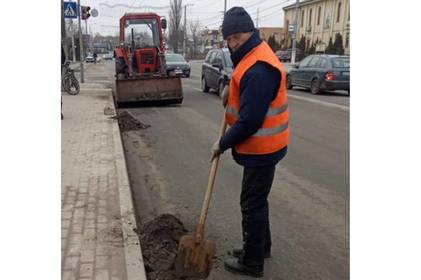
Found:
[210,7,289,278]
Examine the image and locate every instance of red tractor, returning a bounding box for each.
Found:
[114,13,183,104]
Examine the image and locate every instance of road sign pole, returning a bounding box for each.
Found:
[291,0,299,64]
[61,0,66,42]
[77,0,84,83]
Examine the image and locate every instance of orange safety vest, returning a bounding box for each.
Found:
[225,41,289,155]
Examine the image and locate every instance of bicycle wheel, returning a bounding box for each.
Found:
[62,74,80,95]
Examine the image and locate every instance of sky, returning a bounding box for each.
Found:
[69,0,297,36]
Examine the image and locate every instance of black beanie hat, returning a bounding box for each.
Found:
[222,7,255,39]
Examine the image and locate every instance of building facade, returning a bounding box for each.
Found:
[283,0,350,54]
[259,27,285,46]
[201,29,224,51]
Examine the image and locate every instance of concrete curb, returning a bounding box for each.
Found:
[109,91,147,279]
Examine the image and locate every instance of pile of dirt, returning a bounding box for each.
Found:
[116,110,151,132]
[139,214,188,280]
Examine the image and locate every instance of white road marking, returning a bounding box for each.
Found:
[189,74,201,79]
[184,83,349,112]
[193,87,202,92]
[288,94,349,112]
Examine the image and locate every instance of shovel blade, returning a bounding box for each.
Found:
[175,235,216,278]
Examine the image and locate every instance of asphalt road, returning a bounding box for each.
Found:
[104,60,349,279]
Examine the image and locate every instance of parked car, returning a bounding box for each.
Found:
[103,52,114,60]
[276,48,306,62]
[286,54,350,95]
[165,53,191,77]
[201,48,233,94]
[85,54,95,63]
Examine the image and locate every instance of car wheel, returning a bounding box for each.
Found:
[286,75,293,90]
[310,78,320,95]
[217,80,225,96]
[186,73,190,78]
[347,89,350,96]
[202,76,210,93]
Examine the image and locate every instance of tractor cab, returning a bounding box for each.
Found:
[113,13,182,104]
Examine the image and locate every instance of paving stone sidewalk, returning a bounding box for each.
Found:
[61,63,146,280]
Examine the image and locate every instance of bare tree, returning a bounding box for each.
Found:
[189,19,201,57]
[169,0,183,53]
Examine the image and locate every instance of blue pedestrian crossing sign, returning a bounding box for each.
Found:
[64,2,78,19]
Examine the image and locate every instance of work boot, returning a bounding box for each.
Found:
[224,256,263,278]
[232,247,271,259]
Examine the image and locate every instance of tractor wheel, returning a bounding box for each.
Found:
[115,57,127,78]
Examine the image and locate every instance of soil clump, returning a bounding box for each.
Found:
[116,110,151,131]
[139,214,189,280]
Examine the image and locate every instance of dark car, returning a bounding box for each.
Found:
[165,53,191,77]
[201,48,233,94]
[286,54,350,95]
[276,48,306,62]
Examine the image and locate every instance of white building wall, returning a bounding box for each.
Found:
[283,0,349,54]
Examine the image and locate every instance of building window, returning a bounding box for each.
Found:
[301,10,305,27]
[317,6,321,25]
[309,9,312,26]
[337,2,342,23]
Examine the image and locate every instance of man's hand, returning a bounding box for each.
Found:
[210,140,222,162]
[221,85,229,108]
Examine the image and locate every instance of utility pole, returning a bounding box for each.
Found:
[85,19,89,53]
[291,0,299,64]
[224,0,227,14]
[70,20,76,62]
[256,8,259,28]
[77,0,84,83]
[183,5,186,57]
[183,3,194,57]
[61,0,66,43]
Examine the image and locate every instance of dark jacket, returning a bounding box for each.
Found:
[219,30,287,167]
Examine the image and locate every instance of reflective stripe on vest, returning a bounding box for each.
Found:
[226,103,289,137]
[254,121,289,137]
[226,102,288,119]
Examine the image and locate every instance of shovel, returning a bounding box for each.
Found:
[175,114,227,279]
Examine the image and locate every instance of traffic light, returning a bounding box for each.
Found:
[81,6,91,20]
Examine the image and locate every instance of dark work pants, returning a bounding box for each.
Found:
[240,165,276,268]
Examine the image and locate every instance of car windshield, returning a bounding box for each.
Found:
[165,54,185,62]
[331,57,350,68]
[223,51,233,67]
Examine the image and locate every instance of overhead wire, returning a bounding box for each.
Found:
[95,0,293,35]
[203,0,292,24]
[204,0,293,28]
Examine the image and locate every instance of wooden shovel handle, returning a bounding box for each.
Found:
[195,114,227,243]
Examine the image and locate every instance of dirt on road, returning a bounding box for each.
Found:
[115,110,151,132]
[139,214,189,280]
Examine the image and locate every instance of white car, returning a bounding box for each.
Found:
[103,52,114,60]
[85,55,95,63]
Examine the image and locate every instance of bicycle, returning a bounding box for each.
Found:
[62,61,80,95]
